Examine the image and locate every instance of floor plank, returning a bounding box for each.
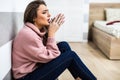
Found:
[58,42,120,80]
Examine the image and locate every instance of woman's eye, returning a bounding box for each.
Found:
[42,12,46,14]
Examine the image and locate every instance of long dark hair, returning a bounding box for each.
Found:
[24,0,48,45]
[24,0,46,24]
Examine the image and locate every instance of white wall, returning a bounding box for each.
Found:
[0,41,12,80]
[0,0,88,42]
[1,0,120,46]
[45,0,86,42]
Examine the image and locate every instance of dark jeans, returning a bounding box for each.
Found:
[17,41,97,80]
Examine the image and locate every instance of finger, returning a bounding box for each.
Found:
[58,20,65,26]
[56,14,64,23]
[53,14,60,22]
[54,13,64,23]
[58,16,65,26]
[52,18,55,22]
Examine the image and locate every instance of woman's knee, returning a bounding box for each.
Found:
[57,41,71,52]
[64,51,78,57]
[57,41,69,47]
[69,51,80,59]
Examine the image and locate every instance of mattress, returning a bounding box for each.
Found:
[94,20,120,38]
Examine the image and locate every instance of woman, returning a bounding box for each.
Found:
[12,0,97,80]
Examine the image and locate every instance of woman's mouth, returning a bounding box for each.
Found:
[47,19,51,23]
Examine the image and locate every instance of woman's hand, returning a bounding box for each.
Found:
[48,13,65,37]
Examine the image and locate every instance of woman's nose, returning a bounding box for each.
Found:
[48,13,51,17]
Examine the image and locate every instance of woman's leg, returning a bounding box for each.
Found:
[68,51,96,80]
[57,41,72,53]
[57,41,96,80]
[18,41,96,80]
[17,51,77,80]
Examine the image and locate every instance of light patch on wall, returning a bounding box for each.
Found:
[84,13,89,23]
[0,41,12,80]
[90,0,120,3]
[84,0,89,3]
[83,32,88,40]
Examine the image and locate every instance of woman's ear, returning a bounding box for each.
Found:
[33,18,35,22]
[33,18,36,23]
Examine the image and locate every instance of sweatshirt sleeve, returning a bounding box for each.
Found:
[22,36,61,63]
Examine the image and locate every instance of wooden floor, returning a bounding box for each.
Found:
[58,42,120,80]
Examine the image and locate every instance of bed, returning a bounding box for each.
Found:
[89,3,120,59]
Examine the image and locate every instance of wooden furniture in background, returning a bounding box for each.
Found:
[89,3,120,59]
[92,27,120,59]
[88,3,120,40]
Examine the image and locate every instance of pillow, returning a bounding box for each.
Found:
[105,8,120,21]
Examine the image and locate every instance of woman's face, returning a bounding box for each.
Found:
[34,4,51,29]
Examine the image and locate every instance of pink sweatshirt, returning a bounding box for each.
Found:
[12,22,60,79]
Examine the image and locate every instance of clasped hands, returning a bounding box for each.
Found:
[48,13,65,37]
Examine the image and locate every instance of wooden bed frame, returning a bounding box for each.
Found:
[89,3,120,59]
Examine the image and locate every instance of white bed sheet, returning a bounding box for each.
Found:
[94,20,120,38]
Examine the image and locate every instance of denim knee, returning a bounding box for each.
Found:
[57,41,71,53]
